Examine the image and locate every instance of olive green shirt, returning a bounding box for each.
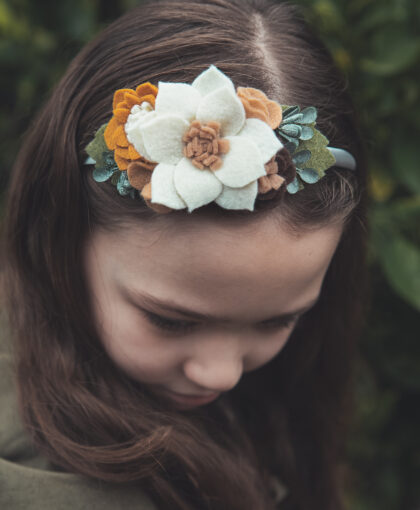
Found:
[0,352,159,510]
[0,332,288,509]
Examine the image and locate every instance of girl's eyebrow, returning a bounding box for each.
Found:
[119,285,319,323]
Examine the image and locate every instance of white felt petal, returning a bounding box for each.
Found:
[213,136,266,188]
[174,157,223,212]
[238,118,283,163]
[196,87,245,136]
[215,181,258,211]
[139,114,189,165]
[155,82,201,121]
[150,163,187,210]
[192,65,235,97]
[124,111,157,161]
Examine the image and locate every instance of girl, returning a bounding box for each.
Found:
[0,0,368,509]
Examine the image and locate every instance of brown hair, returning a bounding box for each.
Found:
[1,0,368,509]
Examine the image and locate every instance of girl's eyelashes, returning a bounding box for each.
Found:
[255,314,300,332]
[141,310,199,334]
[141,309,301,335]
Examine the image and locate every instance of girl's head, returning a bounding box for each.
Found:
[2,1,368,509]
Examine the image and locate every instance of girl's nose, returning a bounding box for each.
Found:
[182,351,244,393]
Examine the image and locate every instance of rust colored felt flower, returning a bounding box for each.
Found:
[258,156,285,194]
[237,87,283,130]
[104,83,158,170]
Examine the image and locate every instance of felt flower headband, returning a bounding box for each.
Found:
[84,65,356,213]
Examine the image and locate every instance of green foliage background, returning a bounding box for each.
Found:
[0,0,419,508]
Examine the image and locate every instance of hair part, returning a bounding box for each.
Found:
[1,1,369,509]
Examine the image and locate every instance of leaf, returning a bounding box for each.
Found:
[298,123,335,177]
[282,113,304,124]
[278,133,298,149]
[85,123,109,169]
[292,150,312,166]
[111,172,121,186]
[298,168,320,184]
[92,165,116,182]
[284,141,298,153]
[280,124,302,138]
[375,231,420,310]
[116,171,134,196]
[299,126,314,140]
[300,107,317,124]
[282,105,300,117]
[391,133,420,193]
[286,177,300,194]
[360,29,420,76]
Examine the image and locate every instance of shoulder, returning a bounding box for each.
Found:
[0,353,158,510]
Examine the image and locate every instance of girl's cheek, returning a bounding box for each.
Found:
[98,313,182,383]
[243,328,294,372]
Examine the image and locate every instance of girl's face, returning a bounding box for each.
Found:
[84,211,343,410]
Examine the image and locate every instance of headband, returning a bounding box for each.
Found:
[84,65,356,214]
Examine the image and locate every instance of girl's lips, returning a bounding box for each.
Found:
[162,389,221,407]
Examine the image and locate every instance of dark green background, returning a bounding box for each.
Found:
[1,0,419,508]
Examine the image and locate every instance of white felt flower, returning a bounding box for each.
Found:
[124,65,283,212]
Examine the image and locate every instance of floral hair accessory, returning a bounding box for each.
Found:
[84,65,356,213]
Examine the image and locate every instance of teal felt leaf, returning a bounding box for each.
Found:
[299,126,314,140]
[300,107,317,124]
[284,141,298,153]
[116,171,133,196]
[282,113,304,125]
[85,123,109,169]
[93,165,116,182]
[292,150,312,166]
[278,132,299,148]
[297,168,320,184]
[286,177,300,194]
[282,105,300,118]
[280,124,302,138]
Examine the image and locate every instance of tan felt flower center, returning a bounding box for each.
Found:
[182,120,230,171]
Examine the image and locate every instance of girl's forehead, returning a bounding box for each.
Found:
[85,214,343,320]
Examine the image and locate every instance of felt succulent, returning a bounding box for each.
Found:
[276,105,336,194]
[85,124,137,199]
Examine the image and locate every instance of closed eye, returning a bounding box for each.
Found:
[141,310,300,335]
[141,310,199,333]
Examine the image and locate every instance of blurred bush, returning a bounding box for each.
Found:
[0,0,419,508]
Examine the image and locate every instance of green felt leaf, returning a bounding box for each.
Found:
[298,123,335,178]
[85,123,109,169]
[111,172,121,186]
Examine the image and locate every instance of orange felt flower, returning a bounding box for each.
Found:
[237,87,283,129]
[104,82,158,170]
